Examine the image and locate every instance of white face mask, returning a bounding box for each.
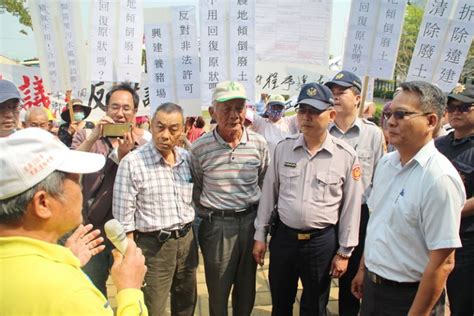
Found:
[73,112,85,122]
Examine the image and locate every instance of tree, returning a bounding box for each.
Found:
[395,4,424,82]
[395,3,473,83]
[0,0,32,33]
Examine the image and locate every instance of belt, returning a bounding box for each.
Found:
[136,222,192,242]
[279,220,333,240]
[367,270,419,288]
[200,204,258,220]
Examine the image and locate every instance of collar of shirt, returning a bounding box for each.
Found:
[328,117,362,135]
[0,236,80,268]
[449,131,474,146]
[213,127,249,146]
[389,140,436,169]
[148,142,186,168]
[292,132,335,156]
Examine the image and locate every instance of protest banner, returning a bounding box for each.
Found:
[230,0,255,103]
[255,0,333,97]
[406,0,456,83]
[200,0,228,106]
[28,0,67,94]
[117,0,144,83]
[432,0,474,92]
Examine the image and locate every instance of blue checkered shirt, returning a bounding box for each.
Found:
[113,141,195,233]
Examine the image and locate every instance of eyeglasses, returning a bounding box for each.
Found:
[446,103,473,113]
[296,105,327,116]
[382,110,430,121]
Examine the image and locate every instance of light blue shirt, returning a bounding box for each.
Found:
[365,141,465,282]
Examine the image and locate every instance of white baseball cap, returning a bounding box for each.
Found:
[0,128,105,200]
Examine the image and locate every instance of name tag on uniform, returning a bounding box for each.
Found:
[284,162,297,168]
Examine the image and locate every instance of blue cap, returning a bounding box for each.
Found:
[297,82,335,110]
[0,79,21,104]
[325,70,362,91]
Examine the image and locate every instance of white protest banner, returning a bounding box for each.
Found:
[433,0,474,92]
[256,0,332,65]
[58,0,88,96]
[255,62,332,97]
[28,0,66,94]
[0,64,53,111]
[145,23,176,115]
[117,0,144,83]
[342,1,378,77]
[89,0,117,82]
[230,0,255,103]
[406,0,455,82]
[171,6,201,116]
[367,1,407,80]
[199,0,228,107]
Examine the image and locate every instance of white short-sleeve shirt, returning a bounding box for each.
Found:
[365,141,465,282]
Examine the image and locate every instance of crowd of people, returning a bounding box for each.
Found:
[0,70,472,316]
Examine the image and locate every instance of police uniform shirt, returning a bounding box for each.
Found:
[365,141,465,282]
[254,132,363,254]
[328,118,385,203]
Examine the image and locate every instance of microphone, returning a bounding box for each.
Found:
[104,219,128,255]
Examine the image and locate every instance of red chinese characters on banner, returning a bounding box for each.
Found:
[17,75,51,109]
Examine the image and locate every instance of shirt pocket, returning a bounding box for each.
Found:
[176,181,194,205]
[280,168,300,200]
[357,149,374,185]
[388,194,419,232]
[312,172,342,203]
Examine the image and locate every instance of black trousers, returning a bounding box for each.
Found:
[361,271,445,316]
[447,231,474,316]
[338,204,370,316]
[269,223,336,316]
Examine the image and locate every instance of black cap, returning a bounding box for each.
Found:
[325,70,362,91]
[297,82,335,110]
[447,83,474,104]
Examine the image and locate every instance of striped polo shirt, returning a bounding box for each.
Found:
[190,127,269,213]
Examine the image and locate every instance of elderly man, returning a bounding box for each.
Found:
[0,79,21,138]
[24,106,50,131]
[253,83,362,315]
[0,128,147,315]
[435,82,474,316]
[352,81,466,316]
[114,103,197,316]
[191,81,270,316]
[72,82,151,295]
[325,70,385,316]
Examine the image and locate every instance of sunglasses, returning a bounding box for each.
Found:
[382,110,430,121]
[296,105,328,116]
[446,103,473,113]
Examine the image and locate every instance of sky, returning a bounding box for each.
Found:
[0,0,352,62]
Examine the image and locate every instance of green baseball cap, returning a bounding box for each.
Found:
[212,81,247,103]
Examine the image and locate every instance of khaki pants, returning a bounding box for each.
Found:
[198,211,257,316]
[136,228,198,316]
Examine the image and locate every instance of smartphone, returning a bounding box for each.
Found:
[102,123,132,138]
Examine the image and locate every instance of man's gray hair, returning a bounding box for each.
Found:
[0,171,66,222]
[399,81,447,119]
[152,102,184,124]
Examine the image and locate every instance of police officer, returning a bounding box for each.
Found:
[253,82,363,315]
[325,70,385,316]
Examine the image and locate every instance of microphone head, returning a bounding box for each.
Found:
[104,219,125,239]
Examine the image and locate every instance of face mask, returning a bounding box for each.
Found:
[267,108,283,121]
[73,112,85,122]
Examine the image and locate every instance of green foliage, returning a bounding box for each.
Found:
[0,0,32,30]
[395,4,423,82]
